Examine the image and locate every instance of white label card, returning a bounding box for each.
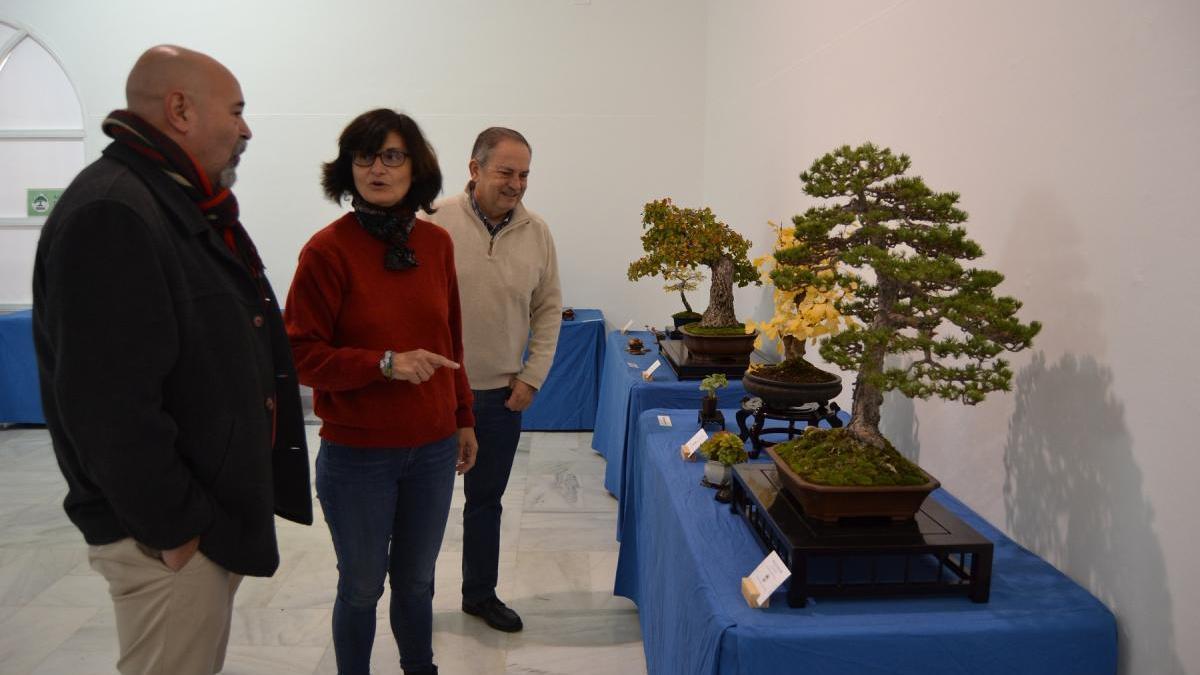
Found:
[642,360,661,378]
[681,428,708,458]
[657,415,672,427]
[748,551,791,605]
[621,319,634,334]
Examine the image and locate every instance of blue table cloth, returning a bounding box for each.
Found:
[591,330,748,501]
[0,310,44,425]
[0,308,606,430]
[614,409,1118,675]
[521,308,605,431]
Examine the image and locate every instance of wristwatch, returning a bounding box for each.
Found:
[380,350,394,380]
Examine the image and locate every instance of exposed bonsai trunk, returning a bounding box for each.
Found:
[847,273,897,450]
[700,256,737,327]
[680,290,693,314]
[782,335,806,362]
[847,364,887,449]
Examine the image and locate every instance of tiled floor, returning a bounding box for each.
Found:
[0,424,647,674]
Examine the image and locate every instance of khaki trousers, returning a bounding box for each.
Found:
[88,537,242,675]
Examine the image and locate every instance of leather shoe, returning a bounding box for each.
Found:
[462,596,523,632]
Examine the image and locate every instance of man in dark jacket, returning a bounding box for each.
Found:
[32,45,311,675]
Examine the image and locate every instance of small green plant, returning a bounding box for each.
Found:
[699,431,749,466]
[698,373,728,399]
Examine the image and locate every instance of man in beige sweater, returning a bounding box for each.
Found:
[427,127,561,632]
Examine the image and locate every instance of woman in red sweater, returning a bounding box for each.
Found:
[285,109,476,675]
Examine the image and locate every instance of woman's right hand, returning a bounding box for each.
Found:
[389,349,460,384]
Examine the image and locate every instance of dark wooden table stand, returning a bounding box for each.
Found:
[730,464,993,608]
[735,396,842,458]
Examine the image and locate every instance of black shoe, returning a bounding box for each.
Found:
[462,596,523,632]
[402,666,437,675]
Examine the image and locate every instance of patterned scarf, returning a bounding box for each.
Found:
[351,196,418,271]
[101,110,264,277]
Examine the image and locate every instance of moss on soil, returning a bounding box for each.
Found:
[772,429,927,486]
[682,323,751,336]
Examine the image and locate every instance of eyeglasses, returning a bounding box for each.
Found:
[351,149,409,167]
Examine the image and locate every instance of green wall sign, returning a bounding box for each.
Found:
[27,188,64,217]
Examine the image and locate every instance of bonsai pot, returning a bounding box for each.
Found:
[765,445,940,522]
[703,460,731,486]
[680,324,757,361]
[698,396,726,430]
[672,313,702,330]
[743,367,842,408]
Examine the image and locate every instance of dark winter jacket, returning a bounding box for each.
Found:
[32,141,312,577]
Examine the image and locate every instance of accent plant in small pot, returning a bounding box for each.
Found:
[699,431,749,501]
[766,142,1041,522]
[627,198,761,358]
[697,373,728,429]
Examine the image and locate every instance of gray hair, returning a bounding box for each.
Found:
[471,127,531,165]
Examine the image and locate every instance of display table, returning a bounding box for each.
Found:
[521,308,605,430]
[613,409,1118,675]
[0,310,43,425]
[591,330,749,501]
[0,308,605,430]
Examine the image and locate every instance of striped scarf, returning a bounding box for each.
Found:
[102,110,264,277]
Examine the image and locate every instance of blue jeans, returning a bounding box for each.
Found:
[316,435,457,675]
[462,387,523,602]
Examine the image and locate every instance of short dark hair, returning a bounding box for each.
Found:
[470,127,531,166]
[321,109,442,213]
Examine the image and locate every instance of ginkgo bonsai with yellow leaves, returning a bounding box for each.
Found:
[762,142,1041,521]
[744,220,856,409]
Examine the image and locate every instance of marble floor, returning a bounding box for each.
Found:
[0,424,647,675]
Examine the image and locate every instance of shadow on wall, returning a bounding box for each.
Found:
[881,384,920,465]
[1003,352,1183,674]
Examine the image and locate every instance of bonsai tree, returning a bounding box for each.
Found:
[779,142,1041,452]
[662,263,704,324]
[627,198,760,331]
[698,373,728,399]
[747,220,855,381]
[699,431,749,466]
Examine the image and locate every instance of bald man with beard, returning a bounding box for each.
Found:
[32,45,311,674]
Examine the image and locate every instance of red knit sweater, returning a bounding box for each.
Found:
[284,213,474,447]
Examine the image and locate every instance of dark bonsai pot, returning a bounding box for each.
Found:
[765,445,940,522]
[743,362,842,408]
[672,311,702,330]
[679,324,757,360]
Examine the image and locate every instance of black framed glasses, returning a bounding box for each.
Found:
[351,149,409,167]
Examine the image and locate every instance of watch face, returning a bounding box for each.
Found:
[741,396,763,412]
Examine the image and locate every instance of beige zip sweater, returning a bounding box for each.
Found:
[426,190,562,391]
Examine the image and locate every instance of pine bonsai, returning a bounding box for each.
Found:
[779,143,1041,451]
[627,198,760,331]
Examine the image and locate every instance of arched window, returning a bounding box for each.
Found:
[0,20,85,310]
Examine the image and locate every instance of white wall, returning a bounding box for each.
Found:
[702,2,1200,673]
[3,1,1198,672]
[0,0,708,324]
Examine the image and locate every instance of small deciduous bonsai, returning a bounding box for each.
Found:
[663,263,704,326]
[697,373,729,427]
[627,198,760,334]
[699,373,728,399]
[773,142,1041,485]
